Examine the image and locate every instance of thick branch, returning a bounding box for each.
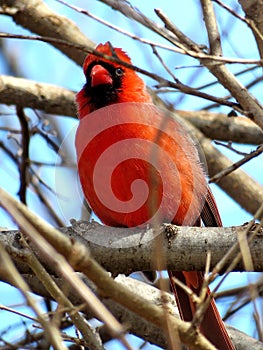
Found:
[1,221,263,274]
[2,0,94,65]
[0,75,76,116]
[176,110,263,145]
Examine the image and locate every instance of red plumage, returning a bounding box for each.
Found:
[76,42,235,350]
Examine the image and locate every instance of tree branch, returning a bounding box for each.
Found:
[176,110,263,145]
[1,220,263,273]
[1,0,94,65]
[0,75,76,116]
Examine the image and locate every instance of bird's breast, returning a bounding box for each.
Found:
[75,103,207,227]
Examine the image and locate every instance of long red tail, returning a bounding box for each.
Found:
[169,189,235,349]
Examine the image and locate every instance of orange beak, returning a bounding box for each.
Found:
[91,65,113,87]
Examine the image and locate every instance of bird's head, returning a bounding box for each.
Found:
[76,42,152,117]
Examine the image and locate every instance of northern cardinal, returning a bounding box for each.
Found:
[76,42,235,349]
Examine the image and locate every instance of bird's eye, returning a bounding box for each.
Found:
[115,68,124,76]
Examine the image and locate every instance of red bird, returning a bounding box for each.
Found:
[76,42,235,349]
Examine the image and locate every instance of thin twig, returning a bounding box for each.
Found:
[214,140,250,156]
[31,181,65,227]
[0,304,38,323]
[154,8,204,52]
[16,107,30,204]
[31,126,60,153]
[151,45,177,81]
[209,143,263,183]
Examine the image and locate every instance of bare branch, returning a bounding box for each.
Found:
[0,75,76,116]
[154,8,205,52]
[176,110,263,145]
[1,0,94,65]
[209,143,263,183]
[1,220,263,274]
